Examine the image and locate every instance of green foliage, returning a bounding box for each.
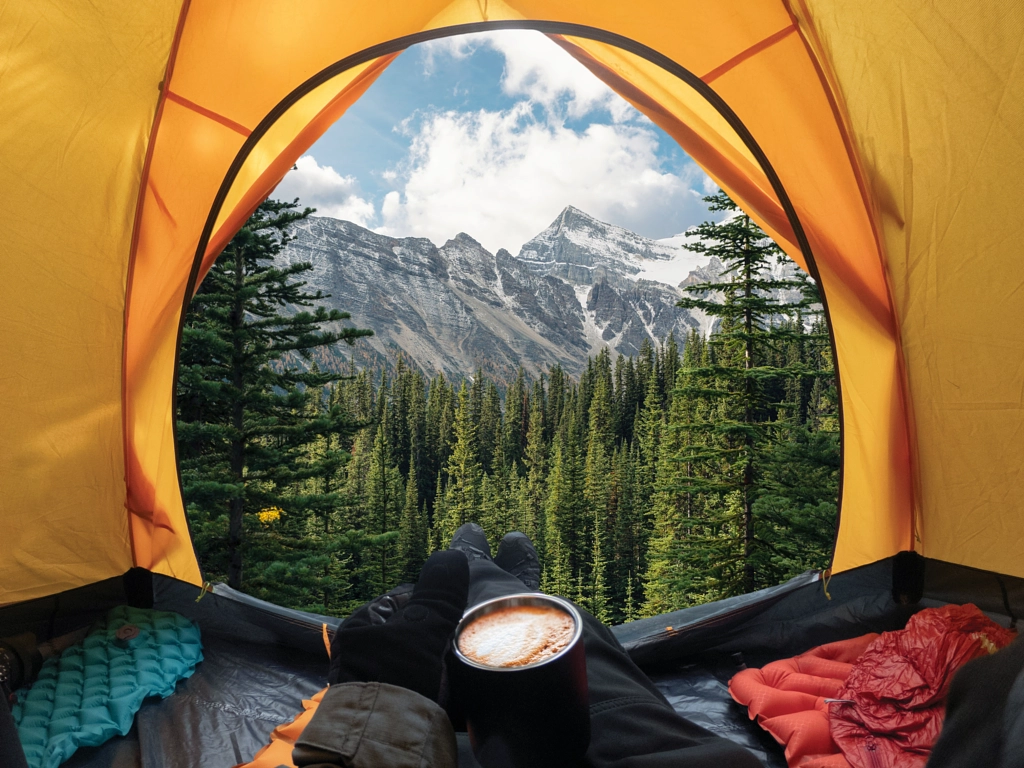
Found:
[177,198,371,600]
[641,191,836,611]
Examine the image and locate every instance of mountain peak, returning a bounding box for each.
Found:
[550,205,603,233]
[517,206,679,282]
[444,231,485,249]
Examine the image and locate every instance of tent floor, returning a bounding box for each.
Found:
[9,553,1023,767]
[59,636,786,768]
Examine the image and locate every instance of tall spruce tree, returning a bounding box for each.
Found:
[502,367,528,473]
[584,373,614,621]
[177,199,371,591]
[522,383,548,560]
[397,464,428,583]
[667,190,823,599]
[366,412,403,593]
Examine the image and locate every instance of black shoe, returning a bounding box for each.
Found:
[494,532,541,591]
[449,522,492,562]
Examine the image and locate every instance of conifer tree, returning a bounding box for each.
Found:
[522,386,548,559]
[386,357,414,478]
[478,380,502,474]
[480,455,518,549]
[671,191,821,598]
[543,407,586,597]
[547,364,566,438]
[641,357,710,614]
[177,199,371,591]
[542,430,574,597]
[502,367,528,472]
[584,373,614,618]
[257,381,365,613]
[424,374,455,518]
[397,464,428,583]
[610,444,644,622]
[406,369,428,505]
[434,382,482,546]
[366,414,403,593]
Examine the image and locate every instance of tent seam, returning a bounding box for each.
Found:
[121,0,194,573]
[165,90,252,137]
[783,0,920,560]
[701,24,797,84]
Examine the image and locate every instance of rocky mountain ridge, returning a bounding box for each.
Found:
[279,207,726,382]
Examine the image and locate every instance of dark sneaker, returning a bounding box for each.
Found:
[449,522,492,562]
[494,532,541,591]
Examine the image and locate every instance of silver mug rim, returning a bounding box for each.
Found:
[453,593,584,672]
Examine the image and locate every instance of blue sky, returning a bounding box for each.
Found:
[275,31,717,257]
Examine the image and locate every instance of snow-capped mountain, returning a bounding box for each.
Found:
[279,207,725,382]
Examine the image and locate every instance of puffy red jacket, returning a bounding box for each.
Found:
[829,604,1015,768]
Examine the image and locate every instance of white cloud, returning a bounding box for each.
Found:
[279,31,712,254]
[375,104,706,255]
[274,155,376,227]
[422,30,631,122]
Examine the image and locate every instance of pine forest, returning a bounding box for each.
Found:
[177,192,841,624]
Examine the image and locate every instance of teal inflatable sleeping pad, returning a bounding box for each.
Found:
[12,605,202,768]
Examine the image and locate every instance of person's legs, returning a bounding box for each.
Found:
[575,608,760,767]
[467,558,530,606]
[454,533,759,768]
[447,523,537,607]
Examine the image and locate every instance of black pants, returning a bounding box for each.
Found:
[457,560,761,768]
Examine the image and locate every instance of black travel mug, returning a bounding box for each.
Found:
[453,594,590,768]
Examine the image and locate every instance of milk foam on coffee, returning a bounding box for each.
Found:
[458,605,575,668]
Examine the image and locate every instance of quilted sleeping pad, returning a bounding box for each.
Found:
[729,633,878,767]
[11,605,203,768]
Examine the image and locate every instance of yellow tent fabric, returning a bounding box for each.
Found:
[1,0,1021,604]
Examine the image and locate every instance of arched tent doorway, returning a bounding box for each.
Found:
[128,8,906,597]
[2,0,1022,638]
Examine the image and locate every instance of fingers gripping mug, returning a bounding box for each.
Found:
[453,594,590,768]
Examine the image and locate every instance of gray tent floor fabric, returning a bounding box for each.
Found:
[57,634,326,768]
[56,636,787,767]
[648,663,787,768]
[11,554,1024,768]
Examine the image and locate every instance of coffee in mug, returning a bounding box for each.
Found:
[457,603,575,668]
[453,594,590,768]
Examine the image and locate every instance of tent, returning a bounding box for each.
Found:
[1,2,1022,766]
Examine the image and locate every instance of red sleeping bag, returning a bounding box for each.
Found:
[729,604,1015,768]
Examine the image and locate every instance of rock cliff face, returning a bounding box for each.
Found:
[279,207,724,381]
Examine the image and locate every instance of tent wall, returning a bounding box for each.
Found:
[2,0,1022,603]
[0,2,182,604]
[797,1,1024,577]
[551,30,914,572]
